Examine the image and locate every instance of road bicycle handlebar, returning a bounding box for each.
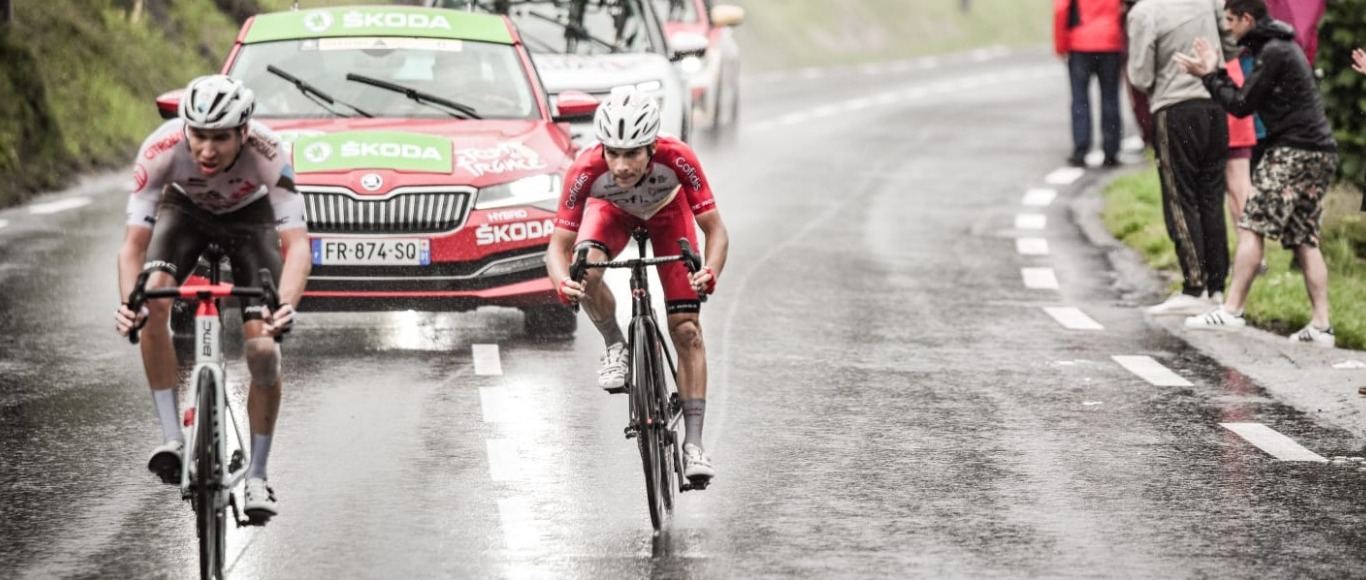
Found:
[566,237,707,312]
[126,268,282,345]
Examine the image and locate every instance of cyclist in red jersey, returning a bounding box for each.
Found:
[546,88,730,482]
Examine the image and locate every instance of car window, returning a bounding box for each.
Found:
[432,0,659,56]
[653,0,697,23]
[229,37,539,119]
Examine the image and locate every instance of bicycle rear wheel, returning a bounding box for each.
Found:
[631,317,673,531]
[193,368,226,580]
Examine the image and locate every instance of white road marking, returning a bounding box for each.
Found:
[497,498,542,550]
[29,197,92,215]
[1045,167,1085,185]
[1043,307,1104,330]
[0,219,7,230]
[1016,238,1049,255]
[778,112,808,125]
[918,57,940,69]
[479,387,512,423]
[798,67,822,79]
[1220,423,1328,462]
[1022,188,1057,206]
[473,344,503,376]
[1111,355,1193,387]
[487,439,521,481]
[1015,214,1047,230]
[1021,268,1059,289]
[841,98,875,111]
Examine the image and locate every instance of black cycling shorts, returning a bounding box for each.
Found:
[144,188,282,321]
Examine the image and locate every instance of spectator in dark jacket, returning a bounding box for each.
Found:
[1176,0,1339,347]
[1055,0,1126,167]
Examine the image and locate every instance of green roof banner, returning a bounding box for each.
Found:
[292,131,455,174]
[243,7,513,45]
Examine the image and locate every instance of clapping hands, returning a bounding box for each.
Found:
[1353,48,1366,77]
[1173,37,1220,77]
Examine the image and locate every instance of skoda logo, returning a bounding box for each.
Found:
[360,173,383,191]
[303,12,333,32]
[304,142,332,164]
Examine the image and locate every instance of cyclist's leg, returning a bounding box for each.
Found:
[575,199,633,347]
[223,197,284,487]
[648,206,712,474]
[143,195,211,438]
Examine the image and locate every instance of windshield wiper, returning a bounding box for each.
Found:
[521,9,621,53]
[266,65,374,118]
[345,73,482,119]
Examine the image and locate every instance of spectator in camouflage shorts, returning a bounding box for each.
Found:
[1174,0,1338,346]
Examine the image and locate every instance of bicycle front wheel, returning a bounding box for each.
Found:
[193,367,226,580]
[631,317,673,531]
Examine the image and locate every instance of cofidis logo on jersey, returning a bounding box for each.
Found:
[292,131,453,174]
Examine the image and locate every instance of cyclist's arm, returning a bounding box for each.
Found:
[694,209,728,283]
[277,227,311,307]
[546,227,578,287]
[117,226,154,302]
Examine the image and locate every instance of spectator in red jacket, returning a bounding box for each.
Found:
[1055,0,1126,167]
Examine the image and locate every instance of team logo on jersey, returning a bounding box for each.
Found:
[360,173,383,191]
[304,11,333,32]
[304,142,333,164]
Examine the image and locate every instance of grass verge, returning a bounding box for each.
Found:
[733,0,1051,71]
[1102,165,1366,350]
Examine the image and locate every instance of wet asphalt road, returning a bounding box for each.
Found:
[4,48,1366,579]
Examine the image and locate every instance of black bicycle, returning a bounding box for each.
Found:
[569,227,709,532]
[127,245,281,580]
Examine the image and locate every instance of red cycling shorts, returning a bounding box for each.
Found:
[574,196,701,314]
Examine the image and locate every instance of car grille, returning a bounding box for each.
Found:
[299,186,474,234]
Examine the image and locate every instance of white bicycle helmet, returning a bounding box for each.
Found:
[179,74,255,130]
[594,88,661,149]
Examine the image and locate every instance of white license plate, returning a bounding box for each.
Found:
[311,238,430,266]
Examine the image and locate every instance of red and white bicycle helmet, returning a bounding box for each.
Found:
[594,88,661,149]
[179,74,255,130]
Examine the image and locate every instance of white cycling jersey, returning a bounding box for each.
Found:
[125,119,306,230]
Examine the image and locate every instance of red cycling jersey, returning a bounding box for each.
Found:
[554,135,716,232]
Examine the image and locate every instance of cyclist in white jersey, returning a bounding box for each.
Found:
[113,75,310,519]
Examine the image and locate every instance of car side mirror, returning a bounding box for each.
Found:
[669,31,709,61]
[156,88,184,120]
[710,5,745,27]
[552,90,600,122]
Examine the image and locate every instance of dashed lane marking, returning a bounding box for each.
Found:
[1112,355,1193,387]
[497,498,542,551]
[487,439,522,482]
[1045,167,1085,185]
[0,219,7,230]
[473,344,503,376]
[1016,238,1049,255]
[1022,268,1059,290]
[1220,423,1328,462]
[1022,188,1057,206]
[29,197,92,215]
[1043,307,1104,330]
[1015,214,1047,230]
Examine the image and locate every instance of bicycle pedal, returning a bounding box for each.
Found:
[686,476,711,491]
[623,426,638,439]
[604,386,627,395]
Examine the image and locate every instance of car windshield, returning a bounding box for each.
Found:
[228,37,539,119]
[653,0,697,23]
[434,0,656,55]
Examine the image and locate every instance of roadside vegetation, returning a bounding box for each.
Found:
[1102,169,1366,350]
[733,0,1051,71]
[0,0,389,209]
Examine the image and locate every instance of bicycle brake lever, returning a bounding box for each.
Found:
[676,238,709,303]
[567,246,590,313]
[127,270,151,344]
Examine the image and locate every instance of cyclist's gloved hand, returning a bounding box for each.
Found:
[557,278,583,306]
[115,303,148,337]
[691,266,716,296]
[264,303,296,336]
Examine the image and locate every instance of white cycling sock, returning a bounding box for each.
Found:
[682,399,706,448]
[248,434,272,480]
[152,388,182,443]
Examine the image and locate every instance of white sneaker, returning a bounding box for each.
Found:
[1288,324,1335,348]
[147,440,183,485]
[597,342,628,391]
[243,477,279,519]
[1185,307,1246,329]
[1145,292,1212,316]
[682,443,715,480]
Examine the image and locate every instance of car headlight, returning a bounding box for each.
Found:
[631,79,664,92]
[678,56,704,76]
[476,174,562,211]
